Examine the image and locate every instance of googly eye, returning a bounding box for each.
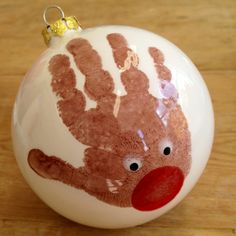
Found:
[123,155,142,172]
[163,146,171,155]
[159,139,173,156]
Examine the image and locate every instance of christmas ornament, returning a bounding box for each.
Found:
[12,5,214,229]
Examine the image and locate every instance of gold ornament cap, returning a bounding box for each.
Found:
[42,5,81,45]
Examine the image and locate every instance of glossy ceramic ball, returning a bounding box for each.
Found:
[12,25,214,228]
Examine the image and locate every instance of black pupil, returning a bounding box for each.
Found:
[130,163,139,171]
[163,147,171,155]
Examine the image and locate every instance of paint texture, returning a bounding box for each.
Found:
[28,33,191,211]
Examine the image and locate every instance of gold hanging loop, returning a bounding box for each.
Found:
[43,5,65,26]
[42,5,81,45]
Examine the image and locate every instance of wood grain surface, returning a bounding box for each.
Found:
[0,0,235,235]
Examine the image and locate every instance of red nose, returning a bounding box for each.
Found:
[131,166,184,211]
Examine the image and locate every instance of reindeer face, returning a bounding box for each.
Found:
[84,97,191,211]
[114,108,190,211]
[27,32,191,212]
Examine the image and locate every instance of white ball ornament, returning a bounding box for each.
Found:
[12,6,214,229]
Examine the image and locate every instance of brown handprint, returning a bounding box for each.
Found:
[28,33,191,211]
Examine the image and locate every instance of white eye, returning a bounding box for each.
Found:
[123,155,142,172]
[159,139,173,156]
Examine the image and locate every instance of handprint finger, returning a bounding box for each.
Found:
[28,149,73,181]
[49,54,86,128]
[149,47,179,126]
[149,47,171,81]
[107,33,149,94]
[28,149,85,188]
[66,38,114,101]
[149,47,178,100]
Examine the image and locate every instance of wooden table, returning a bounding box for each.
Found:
[0,0,235,235]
